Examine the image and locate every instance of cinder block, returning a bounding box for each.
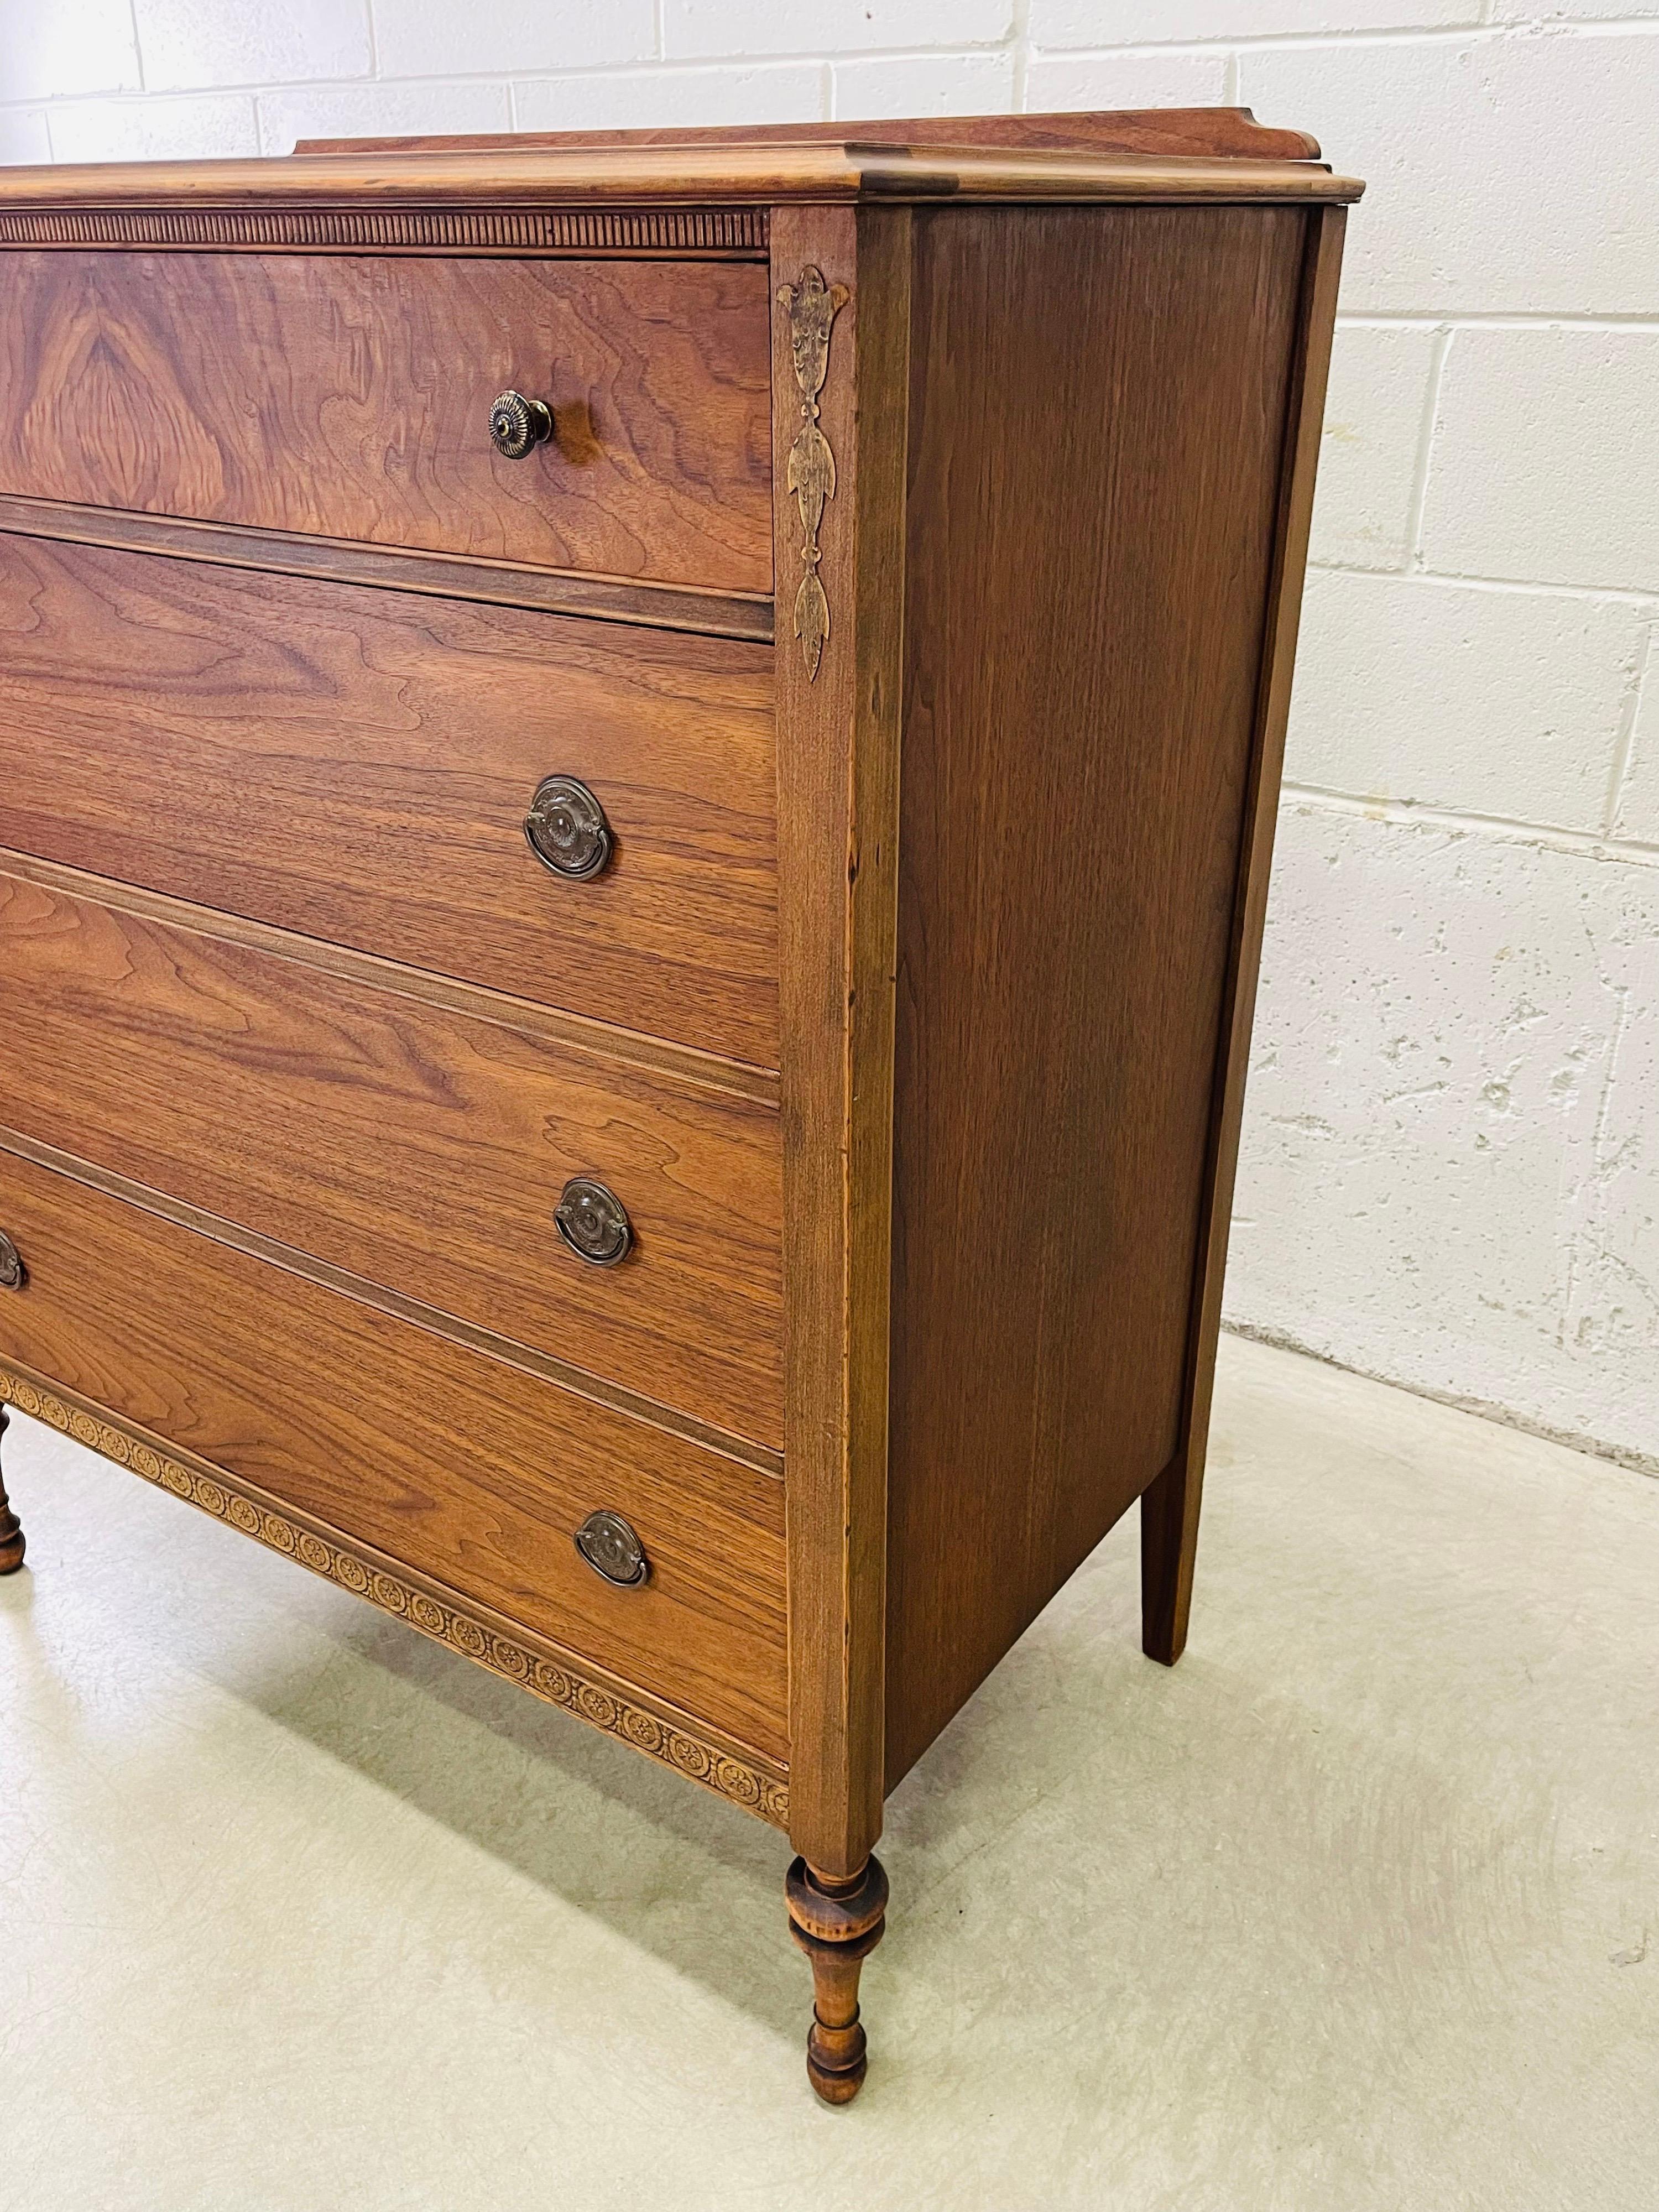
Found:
[260,81,510,156]
[1228,806,1659,1464]
[1492,0,1659,16]
[49,93,259,162]
[1613,628,1659,844]
[1421,328,1659,592]
[832,51,1015,119]
[514,64,825,132]
[4,0,140,100]
[1032,0,1475,41]
[1025,49,1229,109]
[0,109,52,164]
[134,0,372,93]
[663,0,1013,60]
[372,0,653,81]
[1239,32,1659,313]
[1309,322,1436,572]
[1287,572,1643,830]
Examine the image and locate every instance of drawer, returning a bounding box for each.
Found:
[0,251,773,594]
[0,533,779,1067]
[0,1149,787,1759]
[0,869,784,1450]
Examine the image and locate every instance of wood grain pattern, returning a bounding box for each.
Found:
[0,848,776,1110]
[883,204,1306,1788]
[0,1150,787,1755]
[0,493,775,640]
[1,1120,781,1475]
[1143,205,1350,1668]
[312,109,1322,163]
[0,252,774,592]
[771,207,910,1876]
[0,868,784,1448]
[0,532,780,1066]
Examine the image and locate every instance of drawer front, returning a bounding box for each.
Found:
[0,870,784,1450]
[0,251,773,593]
[0,533,779,1066]
[0,1149,787,1759]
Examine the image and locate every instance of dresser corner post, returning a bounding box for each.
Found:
[0,1407,25,1575]
[1151,201,1349,1671]
[771,192,913,2099]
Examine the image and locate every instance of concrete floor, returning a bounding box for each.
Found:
[2,1335,1654,2211]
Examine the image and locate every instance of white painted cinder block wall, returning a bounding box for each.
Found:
[3,2,1656,1470]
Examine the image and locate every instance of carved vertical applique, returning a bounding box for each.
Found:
[777,264,850,682]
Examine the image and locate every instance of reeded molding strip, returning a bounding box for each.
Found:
[0,1125,782,1481]
[0,204,770,257]
[0,849,780,1111]
[0,1358,790,1828]
[0,495,776,645]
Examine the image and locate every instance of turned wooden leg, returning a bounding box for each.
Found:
[1141,1446,1202,1665]
[0,1407,25,1575]
[786,1853,888,2105]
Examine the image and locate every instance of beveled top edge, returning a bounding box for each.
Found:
[0,141,1364,212]
[294,106,1323,164]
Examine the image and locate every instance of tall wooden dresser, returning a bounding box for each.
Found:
[0,110,1359,2102]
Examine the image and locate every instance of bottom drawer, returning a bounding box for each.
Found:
[0,1149,787,1762]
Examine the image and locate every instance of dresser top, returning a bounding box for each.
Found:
[0,109,1363,220]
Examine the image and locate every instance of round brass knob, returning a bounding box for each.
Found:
[525,775,613,881]
[0,1233,24,1291]
[554,1177,632,1268]
[575,1508,649,1589]
[488,389,555,460]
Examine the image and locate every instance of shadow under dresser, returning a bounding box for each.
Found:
[0,107,1361,2103]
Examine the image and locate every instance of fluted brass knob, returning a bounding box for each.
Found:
[0,1232,24,1291]
[575,1509,649,1588]
[525,775,613,881]
[489,389,555,460]
[555,1177,632,1268]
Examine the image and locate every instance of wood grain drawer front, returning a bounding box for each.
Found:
[0,252,773,594]
[0,872,784,1450]
[0,1150,787,1757]
[0,535,779,1066]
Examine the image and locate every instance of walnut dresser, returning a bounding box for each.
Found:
[0,109,1360,2103]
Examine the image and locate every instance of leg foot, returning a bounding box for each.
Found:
[786,1853,888,2106]
[0,1407,24,1575]
[1141,1447,1202,1665]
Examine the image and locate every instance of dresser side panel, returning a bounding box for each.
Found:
[885,203,1308,1786]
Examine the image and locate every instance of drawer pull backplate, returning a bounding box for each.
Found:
[554,1176,633,1268]
[575,1509,649,1588]
[525,775,613,881]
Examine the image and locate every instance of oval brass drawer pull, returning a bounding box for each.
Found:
[525,775,613,881]
[489,389,555,460]
[575,1508,649,1589]
[0,1232,25,1291]
[554,1176,632,1268]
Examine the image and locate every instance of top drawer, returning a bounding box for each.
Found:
[0,251,773,594]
